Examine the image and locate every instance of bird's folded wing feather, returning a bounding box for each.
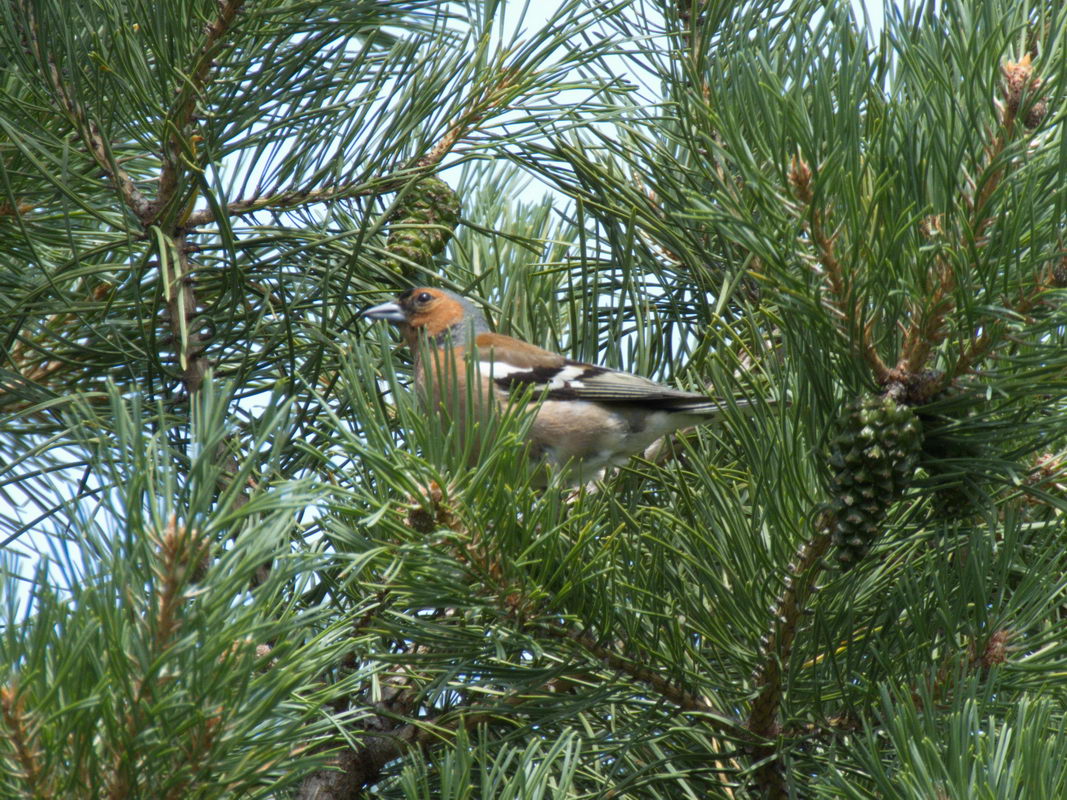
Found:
[485,359,713,406]
[471,331,716,408]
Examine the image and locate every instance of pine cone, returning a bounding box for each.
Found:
[829,394,922,567]
[384,176,461,277]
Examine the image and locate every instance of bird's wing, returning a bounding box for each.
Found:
[471,331,719,410]
[489,362,714,409]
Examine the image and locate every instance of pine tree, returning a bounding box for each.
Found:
[3,1,1067,798]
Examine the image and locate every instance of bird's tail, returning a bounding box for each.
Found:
[677,396,769,418]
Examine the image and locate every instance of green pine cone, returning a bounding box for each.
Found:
[383,176,461,277]
[829,393,923,567]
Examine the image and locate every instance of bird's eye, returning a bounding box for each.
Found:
[416,291,433,304]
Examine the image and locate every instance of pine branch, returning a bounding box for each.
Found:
[158,0,246,225]
[539,620,749,738]
[954,258,1059,377]
[896,248,957,375]
[296,684,429,800]
[746,516,833,799]
[183,83,494,230]
[901,54,1049,379]
[402,483,750,743]
[1,281,115,400]
[182,166,436,229]
[0,684,48,798]
[160,235,210,397]
[969,54,1043,227]
[789,155,892,384]
[17,0,154,223]
[184,183,380,226]
[295,674,574,798]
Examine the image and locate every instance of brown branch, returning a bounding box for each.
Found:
[182,165,453,227]
[541,621,746,731]
[20,0,244,228]
[412,483,751,739]
[298,478,752,799]
[0,282,115,399]
[101,517,212,799]
[969,126,1011,236]
[896,250,957,375]
[181,145,468,228]
[296,674,533,799]
[17,0,154,222]
[791,52,1045,387]
[952,274,1049,379]
[406,483,746,738]
[789,156,892,384]
[296,602,437,799]
[185,66,508,228]
[183,182,385,226]
[150,516,210,649]
[158,5,245,402]
[1,354,68,394]
[0,683,49,798]
[746,515,833,800]
[157,0,246,224]
[747,523,832,735]
[297,646,732,800]
[420,121,471,171]
[295,708,431,800]
[970,55,1042,229]
[814,220,891,382]
[420,66,523,169]
[162,235,210,396]
[48,70,155,222]
[894,59,1042,375]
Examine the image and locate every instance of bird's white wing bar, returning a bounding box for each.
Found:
[479,361,591,391]
[482,359,717,407]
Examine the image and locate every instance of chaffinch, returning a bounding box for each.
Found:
[362,287,742,485]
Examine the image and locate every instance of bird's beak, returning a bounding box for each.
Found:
[361,300,407,324]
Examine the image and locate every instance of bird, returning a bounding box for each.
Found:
[362,286,746,485]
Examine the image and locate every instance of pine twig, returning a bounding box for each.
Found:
[746,514,834,799]
[185,66,509,228]
[0,282,115,399]
[409,484,749,740]
[161,236,210,396]
[953,260,1058,377]
[540,620,747,735]
[183,183,379,226]
[19,0,154,223]
[902,54,1047,379]
[156,0,246,225]
[789,155,892,385]
[896,250,957,375]
[0,683,48,799]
